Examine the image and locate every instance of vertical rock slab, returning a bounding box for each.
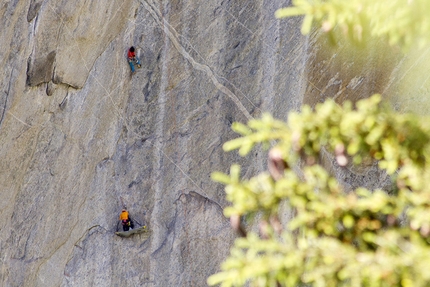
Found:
[54,0,133,88]
[1,0,308,286]
[27,0,133,88]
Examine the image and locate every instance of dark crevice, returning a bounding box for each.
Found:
[73,225,107,250]
[51,62,56,83]
[25,56,32,86]
[59,90,69,110]
[0,68,14,128]
[45,82,50,96]
[27,1,42,22]
[27,51,57,87]
[187,191,225,213]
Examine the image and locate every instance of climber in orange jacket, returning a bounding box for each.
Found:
[120,209,134,231]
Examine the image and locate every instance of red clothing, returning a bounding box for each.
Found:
[128,50,136,59]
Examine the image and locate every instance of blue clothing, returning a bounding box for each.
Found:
[128,57,140,73]
[128,60,135,72]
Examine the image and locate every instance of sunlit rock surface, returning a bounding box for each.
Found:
[0,0,306,286]
[3,0,424,286]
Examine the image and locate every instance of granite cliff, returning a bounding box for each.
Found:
[0,0,425,286]
[1,1,305,286]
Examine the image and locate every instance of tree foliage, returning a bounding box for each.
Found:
[208,96,430,287]
[275,0,430,50]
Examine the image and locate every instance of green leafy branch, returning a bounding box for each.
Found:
[275,0,430,50]
[208,231,430,287]
[208,96,430,286]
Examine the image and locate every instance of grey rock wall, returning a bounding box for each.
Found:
[0,0,306,286]
[3,0,425,286]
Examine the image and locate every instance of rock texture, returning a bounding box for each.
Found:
[0,0,307,286]
[1,0,427,286]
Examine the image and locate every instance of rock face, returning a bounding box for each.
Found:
[1,0,426,286]
[0,0,307,286]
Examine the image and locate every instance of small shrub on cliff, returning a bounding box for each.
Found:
[208,95,430,287]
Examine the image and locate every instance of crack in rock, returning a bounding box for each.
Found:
[141,0,253,121]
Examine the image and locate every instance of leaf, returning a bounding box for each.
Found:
[207,272,230,286]
[230,164,241,182]
[275,7,306,18]
[223,138,245,152]
[238,141,255,156]
[209,82,430,287]
[211,172,231,184]
[362,232,376,243]
[232,122,252,136]
[301,14,314,34]
[343,215,355,228]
